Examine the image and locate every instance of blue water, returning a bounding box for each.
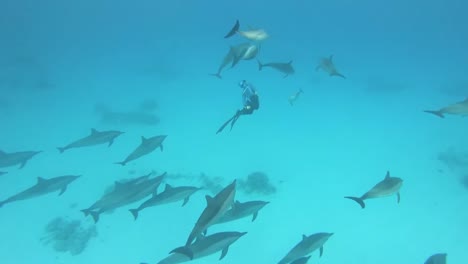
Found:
[0,0,467,263]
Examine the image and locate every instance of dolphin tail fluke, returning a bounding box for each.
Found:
[257,59,263,71]
[81,209,91,217]
[114,161,126,166]
[129,209,139,220]
[57,147,66,154]
[90,211,100,223]
[424,110,445,118]
[344,196,365,209]
[209,73,222,79]
[170,246,194,260]
[224,19,240,38]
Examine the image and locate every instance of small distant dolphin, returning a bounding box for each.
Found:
[115,135,167,166]
[345,171,403,209]
[57,128,124,153]
[424,98,468,118]
[288,89,304,106]
[129,184,202,220]
[424,253,447,264]
[170,180,237,259]
[316,55,346,79]
[0,175,80,208]
[224,20,269,41]
[0,150,42,169]
[150,232,247,264]
[278,232,334,264]
[258,60,295,77]
[0,171,7,176]
[291,256,312,264]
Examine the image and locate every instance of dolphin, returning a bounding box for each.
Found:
[0,175,80,208]
[57,128,124,153]
[224,20,269,41]
[210,43,260,79]
[213,200,269,225]
[424,253,447,264]
[345,171,403,209]
[170,180,237,259]
[258,60,295,77]
[0,150,42,169]
[278,232,334,264]
[291,256,312,264]
[147,232,246,264]
[82,172,165,223]
[424,98,468,118]
[129,184,202,220]
[210,47,235,79]
[316,55,346,79]
[115,135,167,166]
[0,171,7,176]
[288,89,304,106]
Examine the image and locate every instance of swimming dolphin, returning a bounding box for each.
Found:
[82,172,165,223]
[210,43,259,79]
[170,180,237,259]
[258,60,295,77]
[213,200,269,224]
[316,55,346,79]
[129,184,202,220]
[0,150,42,169]
[345,171,403,209]
[278,232,334,264]
[424,98,468,118]
[115,135,167,166]
[288,89,304,106]
[0,171,7,176]
[148,232,246,264]
[224,20,269,41]
[0,175,80,208]
[57,128,124,153]
[291,256,312,264]
[424,253,447,264]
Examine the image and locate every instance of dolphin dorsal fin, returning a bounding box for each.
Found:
[205,195,214,205]
[302,234,307,240]
[37,177,46,184]
[385,171,390,179]
[114,181,124,190]
[141,136,147,143]
[91,128,99,135]
[165,184,173,191]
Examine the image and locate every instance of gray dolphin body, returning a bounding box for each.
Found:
[424,98,468,118]
[57,128,124,153]
[345,171,403,209]
[278,233,334,264]
[81,172,165,223]
[211,43,260,79]
[171,180,237,259]
[150,232,246,264]
[316,55,346,79]
[258,60,295,77]
[115,135,167,166]
[0,171,7,176]
[130,184,202,220]
[0,150,42,169]
[213,200,269,225]
[424,253,447,264]
[0,175,80,208]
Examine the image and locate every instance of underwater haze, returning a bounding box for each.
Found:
[0,0,467,263]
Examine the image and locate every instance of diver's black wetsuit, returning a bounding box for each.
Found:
[216,80,260,134]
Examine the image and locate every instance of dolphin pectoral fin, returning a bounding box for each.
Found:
[170,246,194,260]
[397,192,401,203]
[332,72,346,79]
[19,161,27,169]
[203,229,208,236]
[257,59,263,71]
[344,196,366,209]
[58,187,67,196]
[319,246,324,257]
[108,139,114,147]
[182,197,189,206]
[114,161,126,166]
[129,209,139,220]
[224,19,240,38]
[252,211,258,222]
[220,246,230,260]
[209,73,222,79]
[90,211,100,223]
[57,147,66,153]
[160,144,164,152]
[424,110,445,118]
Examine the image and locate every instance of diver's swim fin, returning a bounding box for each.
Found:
[216,114,237,134]
[224,20,240,38]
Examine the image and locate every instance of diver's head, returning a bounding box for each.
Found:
[239,80,247,89]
